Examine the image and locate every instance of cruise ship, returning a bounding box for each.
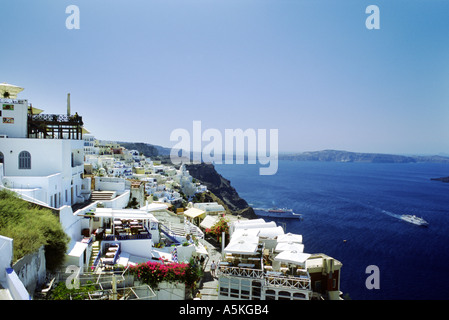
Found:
[400,214,428,227]
[255,207,302,219]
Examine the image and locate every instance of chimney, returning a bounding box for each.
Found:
[67,93,71,116]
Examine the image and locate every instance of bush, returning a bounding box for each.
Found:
[129,257,202,289]
[0,189,69,271]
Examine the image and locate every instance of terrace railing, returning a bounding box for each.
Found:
[218,265,264,279]
[265,273,311,290]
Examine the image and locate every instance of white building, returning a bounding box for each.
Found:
[217,219,343,300]
[83,134,99,155]
[0,83,87,208]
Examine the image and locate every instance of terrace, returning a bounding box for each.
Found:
[218,230,312,293]
[27,113,84,140]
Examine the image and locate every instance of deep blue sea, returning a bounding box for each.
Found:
[214,160,449,300]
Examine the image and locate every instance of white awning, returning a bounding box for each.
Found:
[274,251,311,267]
[0,82,24,99]
[200,215,219,229]
[184,208,205,219]
[231,228,260,239]
[68,241,88,258]
[233,221,277,230]
[277,232,303,244]
[91,208,159,222]
[275,242,304,253]
[224,235,259,255]
[258,226,285,238]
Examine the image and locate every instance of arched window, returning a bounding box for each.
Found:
[18,151,31,169]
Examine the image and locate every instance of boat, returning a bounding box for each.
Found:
[268,208,293,213]
[254,207,302,219]
[400,214,428,227]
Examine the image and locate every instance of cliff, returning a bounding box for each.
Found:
[185,163,257,219]
[279,150,449,163]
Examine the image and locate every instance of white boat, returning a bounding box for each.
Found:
[255,207,302,219]
[400,214,428,227]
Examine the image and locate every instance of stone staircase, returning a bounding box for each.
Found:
[89,241,101,269]
[91,191,116,202]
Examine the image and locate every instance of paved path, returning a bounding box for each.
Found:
[196,238,222,300]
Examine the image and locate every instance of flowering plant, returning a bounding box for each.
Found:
[129,258,202,289]
[205,217,229,236]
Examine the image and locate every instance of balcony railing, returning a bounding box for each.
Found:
[27,113,83,140]
[218,265,264,279]
[265,273,311,290]
[218,262,312,291]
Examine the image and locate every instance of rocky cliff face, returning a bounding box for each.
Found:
[185,163,257,219]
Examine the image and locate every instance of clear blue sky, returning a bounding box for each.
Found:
[2,0,449,155]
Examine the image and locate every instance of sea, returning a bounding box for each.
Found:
[214,160,449,300]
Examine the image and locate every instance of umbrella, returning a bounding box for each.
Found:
[224,235,259,255]
[0,83,24,99]
[275,242,304,253]
[274,250,311,267]
[258,226,285,238]
[231,228,260,239]
[277,232,303,244]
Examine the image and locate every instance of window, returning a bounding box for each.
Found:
[0,152,4,164]
[18,151,31,169]
[265,290,276,300]
[278,291,291,300]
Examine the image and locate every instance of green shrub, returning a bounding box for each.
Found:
[0,189,70,271]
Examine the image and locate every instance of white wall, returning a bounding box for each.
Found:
[0,99,28,138]
[0,235,13,283]
[105,239,153,257]
[0,138,85,207]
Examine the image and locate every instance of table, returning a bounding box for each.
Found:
[238,263,255,268]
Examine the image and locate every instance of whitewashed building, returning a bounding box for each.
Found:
[0,83,87,208]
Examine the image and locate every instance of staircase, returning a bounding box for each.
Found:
[89,241,101,270]
[91,191,116,202]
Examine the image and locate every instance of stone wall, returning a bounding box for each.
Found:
[12,246,46,297]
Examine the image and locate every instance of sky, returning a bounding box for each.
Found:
[1,0,449,155]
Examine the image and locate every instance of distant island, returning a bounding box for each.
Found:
[118,142,449,185]
[279,150,449,164]
[431,176,449,183]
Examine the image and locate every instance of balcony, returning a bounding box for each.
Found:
[217,260,312,291]
[27,113,84,140]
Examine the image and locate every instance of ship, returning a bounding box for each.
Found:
[254,207,302,219]
[400,214,428,227]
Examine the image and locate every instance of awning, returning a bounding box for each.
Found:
[258,226,285,238]
[90,208,159,222]
[231,228,260,238]
[274,251,311,267]
[224,235,259,255]
[184,208,206,219]
[0,82,24,99]
[233,221,277,230]
[68,241,88,258]
[275,242,304,253]
[277,233,303,244]
[200,215,219,229]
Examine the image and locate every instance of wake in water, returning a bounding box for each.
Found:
[380,209,403,220]
[331,194,405,222]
